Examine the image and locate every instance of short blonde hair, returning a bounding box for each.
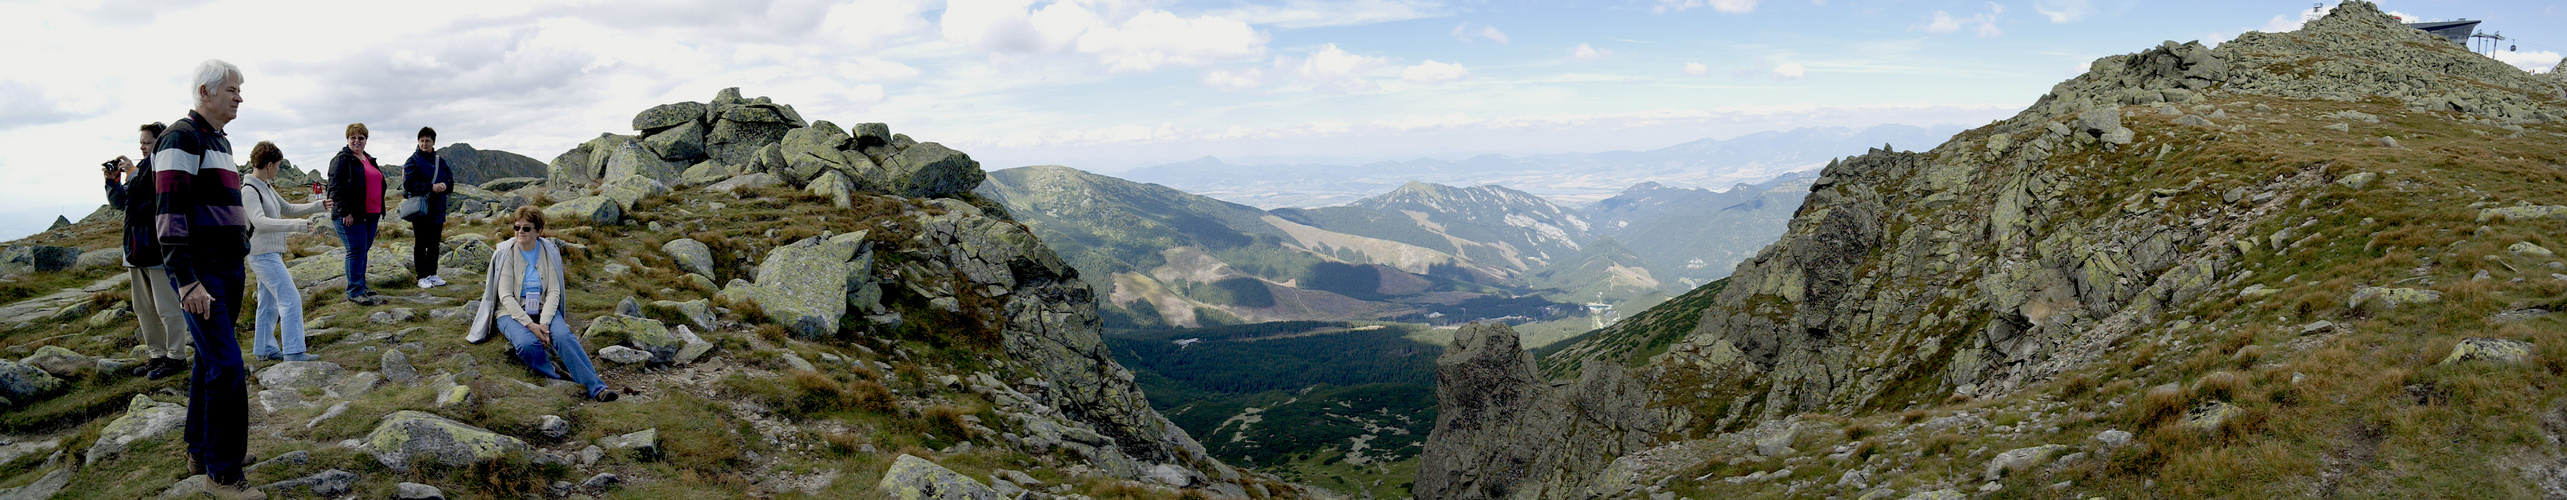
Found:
[345,123,369,139]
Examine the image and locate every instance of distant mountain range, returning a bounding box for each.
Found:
[980,163,1815,330]
[1119,124,1961,209]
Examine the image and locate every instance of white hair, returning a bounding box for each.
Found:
[191,59,241,103]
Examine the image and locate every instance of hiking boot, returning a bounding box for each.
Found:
[144,358,186,380]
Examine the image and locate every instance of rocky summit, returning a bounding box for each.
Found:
[1427,3,2567,498]
[0,87,1297,499]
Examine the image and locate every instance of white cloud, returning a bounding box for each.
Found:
[2492,50,2564,74]
[940,0,1267,72]
[2032,0,2091,23]
[1209,0,1451,29]
[1283,43,1390,93]
[1652,0,1759,14]
[1573,43,1612,60]
[1448,23,1509,44]
[1772,62,1806,79]
[1684,62,1710,76]
[1920,3,2003,37]
[1203,68,1267,91]
[1401,60,1471,84]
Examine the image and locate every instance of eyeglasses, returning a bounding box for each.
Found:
[513,225,537,232]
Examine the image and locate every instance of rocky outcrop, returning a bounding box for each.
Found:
[1425,2,2567,495]
[0,245,78,276]
[87,395,185,464]
[433,143,547,186]
[1415,322,1666,500]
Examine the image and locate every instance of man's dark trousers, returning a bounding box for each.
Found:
[171,259,247,485]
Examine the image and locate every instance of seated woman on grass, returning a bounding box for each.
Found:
[465,206,617,402]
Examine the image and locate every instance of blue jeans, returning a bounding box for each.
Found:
[168,257,247,485]
[335,213,379,298]
[247,253,307,357]
[497,311,608,397]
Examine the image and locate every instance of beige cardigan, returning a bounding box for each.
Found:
[465,236,566,343]
[241,176,325,256]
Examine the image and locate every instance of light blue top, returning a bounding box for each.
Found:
[519,247,543,297]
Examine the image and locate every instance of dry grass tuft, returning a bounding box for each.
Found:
[2136,384,2191,429]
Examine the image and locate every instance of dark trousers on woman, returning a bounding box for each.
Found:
[336,213,378,298]
[412,217,442,280]
[168,258,247,485]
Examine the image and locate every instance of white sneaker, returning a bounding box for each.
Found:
[426,275,448,287]
[417,278,436,289]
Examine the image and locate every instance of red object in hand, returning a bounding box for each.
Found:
[310,181,324,196]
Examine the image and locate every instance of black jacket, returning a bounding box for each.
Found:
[328,147,386,220]
[402,149,451,221]
[103,157,162,267]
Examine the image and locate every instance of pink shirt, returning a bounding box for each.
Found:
[361,155,384,214]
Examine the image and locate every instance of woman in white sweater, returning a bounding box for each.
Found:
[241,142,329,361]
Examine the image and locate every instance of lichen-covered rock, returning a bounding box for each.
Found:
[0,360,63,403]
[2511,242,2556,259]
[2348,286,2442,310]
[876,142,985,199]
[598,429,658,458]
[597,346,650,365]
[877,454,1003,500]
[584,314,680,363]
[362,410,534,471]
[2479,205,2567,222]
[741,236,859,337]
[708,172,784,195]
[86,395,184,464]
[602,139,683,188]
[1985,444,2066,480]
[0,245,80,276]
[542,196,623,226]
[661,239,717,281]
[632,101,707,134]
[18,345,90,378]
[2440,338,2533,366]
[262,469,360,497]
[2336,172,2379,189]
[642,120,708,162]
[393,482,445,500]
[598,174,669,212]
[256,360,346,391]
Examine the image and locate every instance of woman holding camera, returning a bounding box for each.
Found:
[240,141,330,361]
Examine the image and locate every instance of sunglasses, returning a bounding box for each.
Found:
[350,136,368,140]
[513,225,537,232]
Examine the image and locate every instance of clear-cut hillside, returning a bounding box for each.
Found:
[1420,2,2567,498]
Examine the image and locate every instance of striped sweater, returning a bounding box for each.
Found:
[151,110,248,288]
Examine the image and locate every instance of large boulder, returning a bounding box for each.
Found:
[661,238,714,278]
[876,454,1004,500]
[85,395,185,464]
[642,120,708,162]
[740,236,861,338]
[631,102,708,133]
[545,134,630,194]
[543,196,623,226]
[362,410,534,471]
[19,345,91,378]
[806,170,858,209]
[583,315,682,364]
[850,122,892,148]
[0,360,63,403]
[779,122,857,186]
[877,142,985,199]
[0,245,80,276]
[257,361,347,392]
[435,143,549,186]
[602,140,683,187]
[599,174,669,212]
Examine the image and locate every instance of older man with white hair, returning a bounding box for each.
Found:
[151,58,262,498]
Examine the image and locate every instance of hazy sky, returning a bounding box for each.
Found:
[2,0,2560,241]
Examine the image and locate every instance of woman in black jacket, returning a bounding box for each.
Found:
[327,123,389,305]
